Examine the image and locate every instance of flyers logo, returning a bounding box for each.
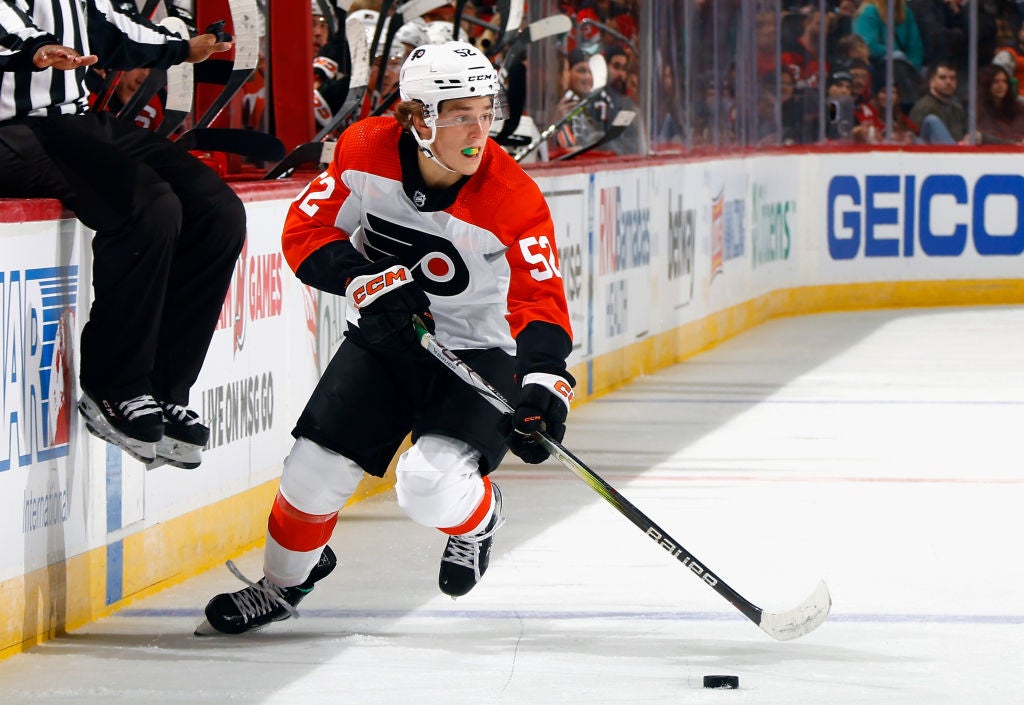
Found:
[363,213,470,297]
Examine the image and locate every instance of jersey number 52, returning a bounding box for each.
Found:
[519,236,561,282]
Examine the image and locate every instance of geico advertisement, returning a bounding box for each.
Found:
[822,154,1024,278]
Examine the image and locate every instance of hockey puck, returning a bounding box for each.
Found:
[703,675,739,689]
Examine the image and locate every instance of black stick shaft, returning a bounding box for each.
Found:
[412,318,765,627]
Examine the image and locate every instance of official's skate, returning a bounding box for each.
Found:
[150,401,210,469]
[78,391,164,463]
[195,545,337,635]
[438,482,505,598]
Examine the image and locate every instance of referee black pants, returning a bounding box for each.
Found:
[0,112,245,405]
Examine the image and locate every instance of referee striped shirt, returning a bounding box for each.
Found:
[0,0,188,121]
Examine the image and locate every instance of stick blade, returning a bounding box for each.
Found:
[345,11,371,90]
[228,0,261,71]
[758,580,832,641]
[526,13,572,41]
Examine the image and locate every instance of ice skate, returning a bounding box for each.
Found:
[438,482,505,598]
[195,545,337,636]
[79,391,164,463]
[151,401,210,469]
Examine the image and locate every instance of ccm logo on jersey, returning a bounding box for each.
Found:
[347,265,413,308]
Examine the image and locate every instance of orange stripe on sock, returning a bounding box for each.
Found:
[267,491,339,552]
[439,476,492,536]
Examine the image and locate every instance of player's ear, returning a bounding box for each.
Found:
[411,114,430,138]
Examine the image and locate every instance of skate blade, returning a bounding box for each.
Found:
[82,418,156,464]
[153,438,203,469]
[194,618,270,637]
[193,619,223,636]
[146,456,200,470]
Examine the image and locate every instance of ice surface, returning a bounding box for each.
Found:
[1,307,1022,704]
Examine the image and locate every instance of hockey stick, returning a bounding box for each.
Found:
[92,0,165,113]
[463,0,526,45]
[315,0,338,35]
[578,17,638,57]
[491,10,566,69]
[371,3,405,107]
[176,127,284,161]
[118,16,193,128]
[263,11,371,179]
[484,0,525,55]
[156,16,195,136]
[495,14,570,72]
[458,14,500,34]
[370,0,448,109]
[369,12,564,130]
[411,316,832,642]
[368,0,395,64]
[451,0,470,42]
[513,53,607,163]
[117,68,166,122]
[554,108,635,161]
[361,0,454,117]
[262,139,338,179]
[190,0,260,130]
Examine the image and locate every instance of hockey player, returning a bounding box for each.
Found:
[197,41,574,635]
[0,0,245,469]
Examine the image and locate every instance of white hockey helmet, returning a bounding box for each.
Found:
[399,41,505,170]
[395,18,430,51]
[425,20,469,45]
[399,41,501,123]
[355,12,414,61]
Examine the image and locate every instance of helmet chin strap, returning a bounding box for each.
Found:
[412,123,457,174]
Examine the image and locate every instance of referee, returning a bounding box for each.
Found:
[0,0,245,469]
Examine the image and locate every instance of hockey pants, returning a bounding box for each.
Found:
[265,435,498,587]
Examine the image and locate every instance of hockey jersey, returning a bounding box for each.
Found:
[282,117,573,371]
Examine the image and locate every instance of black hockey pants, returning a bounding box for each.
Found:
[0,112,245,405]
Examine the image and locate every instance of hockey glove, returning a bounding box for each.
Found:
[344,256,434,354]
[506,371,575,464]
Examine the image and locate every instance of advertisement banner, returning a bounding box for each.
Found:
[647,163,699,334]
[590,167,654,357]
[817,152,1024,283]
[541,174,590,365]
[0,219,91,580]
[748,155,800,295]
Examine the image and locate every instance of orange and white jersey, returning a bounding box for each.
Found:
[283,117,571,355]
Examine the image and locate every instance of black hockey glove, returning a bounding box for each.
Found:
[344,256,434,354]
[506,371,575,464]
